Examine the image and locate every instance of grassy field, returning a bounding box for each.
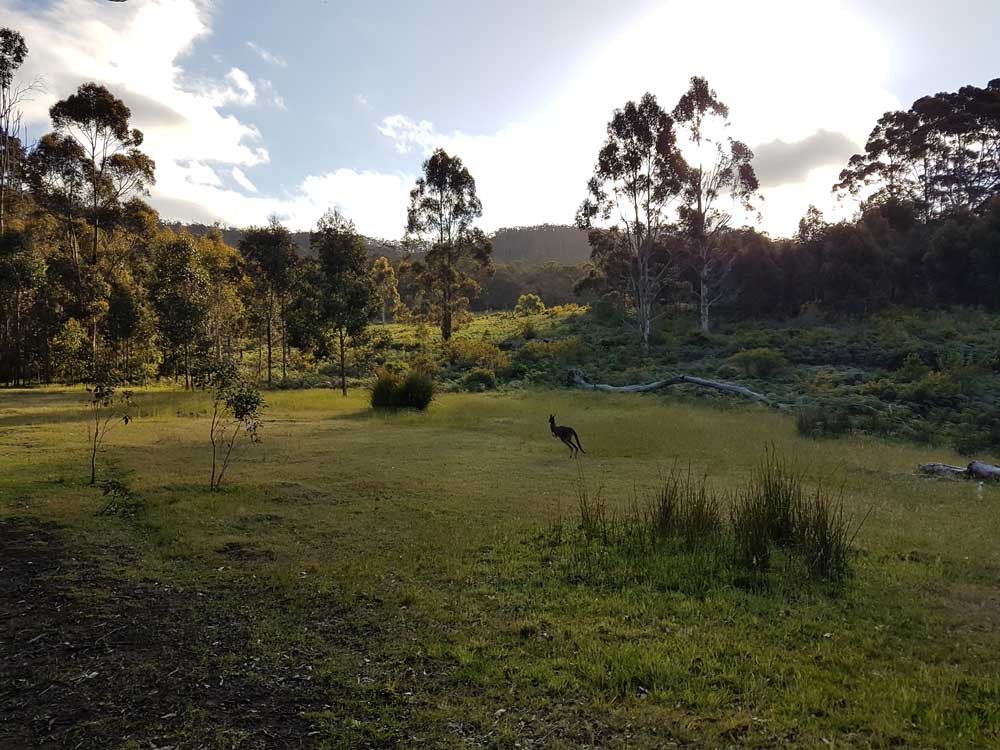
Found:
[2,386,999,748]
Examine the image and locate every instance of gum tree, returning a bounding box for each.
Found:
[577,93,686,348]
[405,149,492,340]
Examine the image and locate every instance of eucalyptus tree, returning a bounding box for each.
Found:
[405,148,492,340]
[0,27,42,232]
[149,237,209,389]
[371,255,400,323]
[238,218,298,383]
[835,78,1000,220]
[48,83,154,264]
[312,209,379,395]
[577,93,686,347]
[672,76,759,333]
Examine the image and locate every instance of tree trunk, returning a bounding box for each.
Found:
[441,309,452,341]
[919,461,1000,481]
[339,328,347,397]
[266,313,273,386]
[281,299,287,381]
[568,368,784,409]
[699,273,711,334]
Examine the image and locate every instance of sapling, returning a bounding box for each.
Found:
[86,376,133,485]
[202,359,264,491]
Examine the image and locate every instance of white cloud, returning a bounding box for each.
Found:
[354,92,373,110]
[246,41,286,68]
[378,115,438,155]
[377,0,899,237]
[8,0,900,240]
[231,167,258,193]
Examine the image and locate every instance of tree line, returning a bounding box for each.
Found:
[2,20,999,388]
[576,76,1000,343]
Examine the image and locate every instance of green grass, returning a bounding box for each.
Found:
[2,386,999,747]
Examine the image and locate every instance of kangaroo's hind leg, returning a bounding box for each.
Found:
[562,437,575,458]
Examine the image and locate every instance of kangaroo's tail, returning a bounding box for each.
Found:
[573,431,586,454]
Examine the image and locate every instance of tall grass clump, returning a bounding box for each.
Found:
[749,446,800,547]
[730,486,771,575]
[558,448,870,593]
[792,487,861,582]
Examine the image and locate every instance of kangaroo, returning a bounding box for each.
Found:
[549,414,585,458]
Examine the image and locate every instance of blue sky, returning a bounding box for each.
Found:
[7,0,1000,239]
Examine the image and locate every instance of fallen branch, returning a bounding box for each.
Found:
[568,368,787,409]
[918,461,1000,481]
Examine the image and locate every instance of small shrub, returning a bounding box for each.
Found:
[715,364,740,380]
[895,352,930,381]
[514,293,545,316]
[727,347,787,378]
[462,367,497,392]
[522,320,539,340]
[796,404,851,437]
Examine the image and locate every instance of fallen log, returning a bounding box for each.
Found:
[918,461,1000,481]
[568,368,787,409]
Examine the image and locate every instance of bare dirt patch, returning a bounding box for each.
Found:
[0,517,410,749]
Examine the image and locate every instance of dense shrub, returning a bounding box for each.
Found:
[443,338,510,372]
[522,320,539,340]
[514,293,545,316]
[516,337,581,364]
[727,347,787,378]
[462,367,497,392]
[796,405,852,437]
[370,367,435,411]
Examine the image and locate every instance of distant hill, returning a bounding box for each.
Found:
[163,222,592,265]
[491,224,591,264]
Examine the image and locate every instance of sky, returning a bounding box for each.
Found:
[6,0,1000,240]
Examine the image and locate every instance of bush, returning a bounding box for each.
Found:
[370,368,403,410]
[796,404,851,437]
[399,369,435,409]
[443,338,510,372]
[371,367,435,411]
[514,293,545,316]
[522,320,539,340]
[516,337,581,364]
[462,367,497,392]
[727,347,787,378]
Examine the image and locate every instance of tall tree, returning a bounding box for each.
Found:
[405,149,492,340]
[313,210,378,396]
[577,93,686,347]
[0,27,40,232]
[49,83,154,264]
[0,229,44,385]
[672,76,759,333]
[149,237,209,389]
[238,218,298,384]
[371,255,400,323]
[835,79,1000,220]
